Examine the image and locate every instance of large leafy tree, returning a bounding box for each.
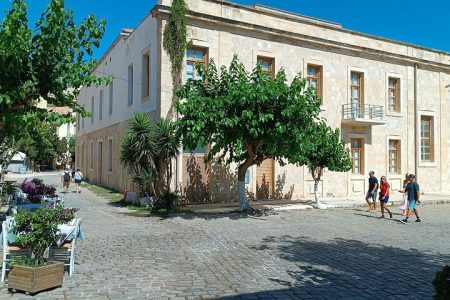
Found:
[15,121,67,167]
[176,55,321,211]
[0,0,108,140]
[293,121,352,208]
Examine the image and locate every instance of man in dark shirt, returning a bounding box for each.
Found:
[365,170,378,212]
[401,174,421,223]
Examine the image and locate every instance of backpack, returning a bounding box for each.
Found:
[63,172,71,182]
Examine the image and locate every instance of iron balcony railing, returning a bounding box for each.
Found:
[342,104,384,121]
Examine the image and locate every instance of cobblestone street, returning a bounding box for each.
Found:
[1,172,449,299]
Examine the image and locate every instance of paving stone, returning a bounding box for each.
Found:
[0,172,449,299]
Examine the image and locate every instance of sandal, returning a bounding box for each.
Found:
[389,211,393,218]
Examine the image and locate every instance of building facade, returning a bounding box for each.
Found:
[76,0,450,203]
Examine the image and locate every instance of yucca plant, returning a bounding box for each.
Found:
[121,112,180,199]
[120,112,159,196]
[155,119,180,195]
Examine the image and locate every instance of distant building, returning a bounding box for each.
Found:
[76,0,450,202]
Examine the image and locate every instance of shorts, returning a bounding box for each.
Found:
[379,195,390,203]
[366,190,377,202]
[409,199,417,209]
[63,181,70,188]
[74,179,82,185]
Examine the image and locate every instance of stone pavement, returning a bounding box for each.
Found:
[0,172,449,299]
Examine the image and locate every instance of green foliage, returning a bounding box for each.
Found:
[83,182,123,202]
[163,0,189,117]
[176,55,321,209]
[12,206,77,267]
[120,112,180,197]
[433,265,450,300]
[0,136,16,178]
[68,136,76,161]
[155,190,179,211]
[0,0,109,141]
[15,120,67,165]
[176,55,321,172]
[295,121,352,182]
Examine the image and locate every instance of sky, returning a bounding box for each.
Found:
[1,0,449,59]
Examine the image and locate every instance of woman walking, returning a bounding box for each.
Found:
[399,173,410,216]
[74,168,83,193]
[379,176,393,218]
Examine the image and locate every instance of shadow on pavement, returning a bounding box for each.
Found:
[217,235,446,299]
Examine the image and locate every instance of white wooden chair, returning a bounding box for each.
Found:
[1,219,30,282]
[48,218,83,276]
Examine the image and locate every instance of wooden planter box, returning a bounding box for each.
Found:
[8,261,64,294]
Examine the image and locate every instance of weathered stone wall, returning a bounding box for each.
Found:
[77,0,450,203]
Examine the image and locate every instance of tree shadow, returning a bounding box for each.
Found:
[216,235,447,299]
[182,154,208,204]
[210,162,237,204]
[256,174,270,200]
[273,172,294,200]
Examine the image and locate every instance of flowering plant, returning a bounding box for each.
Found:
[20,178,57,203]
[12,206,78,267]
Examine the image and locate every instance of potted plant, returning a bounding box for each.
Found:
[20,178,57,204]
[8,206,77,294]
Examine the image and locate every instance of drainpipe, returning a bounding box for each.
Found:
[414,63,418,179]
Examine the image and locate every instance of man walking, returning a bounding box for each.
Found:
[401,174,421,223]
[61,168,71,193]
[365,171,378,212]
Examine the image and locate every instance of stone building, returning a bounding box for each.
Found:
[76,0,450,203]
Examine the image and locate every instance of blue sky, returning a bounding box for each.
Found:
[1,0,449,58]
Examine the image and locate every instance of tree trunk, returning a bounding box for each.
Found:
[314,179,322,207]
[311,167,327,209]
[237,164,249,211]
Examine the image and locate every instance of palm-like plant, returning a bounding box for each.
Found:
[156,119,180,192]
[120,112,180,198]
[120,112,159,196]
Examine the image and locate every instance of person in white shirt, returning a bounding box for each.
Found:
[74,168,83,194]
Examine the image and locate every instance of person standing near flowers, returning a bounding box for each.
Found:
[379,176,393,218]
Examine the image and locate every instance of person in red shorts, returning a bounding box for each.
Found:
[379,176,393,219]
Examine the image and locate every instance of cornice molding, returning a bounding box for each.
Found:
[152,4,450,72]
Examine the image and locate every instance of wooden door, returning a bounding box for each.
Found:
[256,159,274,199]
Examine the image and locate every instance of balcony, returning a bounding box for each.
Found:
[341,104,386,126]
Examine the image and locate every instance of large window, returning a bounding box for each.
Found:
[142,52,150,99]
[389,140,400,174]
[99,90,103,120]
[350,72,363,117]
[108,139,113,172]
[307,64,322,101]
[91,96,94,124]
[351,138,364,175]
[257,56,275,78]
[388,77,400,112]
[128,65,133,106]
[90,141,94,169]
[187,48,207,80]
[421,116,433,161]
[109,81,113,115]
